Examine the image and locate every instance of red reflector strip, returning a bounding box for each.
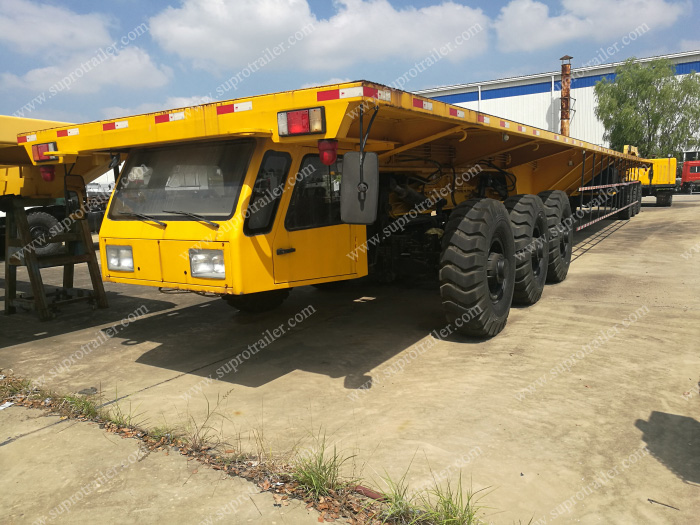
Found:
[576,204,633,231]
[362,87,378,98]
[317,86,390,102]
[412,98,433,111]
[317,89,339,101]
[500,121,510,128]
[449,108,465,118]
[554,135,560,140]
[518,125,527,132]
[578,181,635,191]
[103,121,128,131]
[155,111,185,124]
[477,115,490,124]
[57,128,79,137]
[18,134,37,144]
[216,101,253,115]
[532,129,540,136]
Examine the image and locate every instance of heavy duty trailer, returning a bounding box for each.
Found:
[1,116,110,319]
[1,116,110,251]
[626,150,677,207]
[14,81,649,335]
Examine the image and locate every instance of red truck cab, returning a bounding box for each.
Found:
[681,160,700,193]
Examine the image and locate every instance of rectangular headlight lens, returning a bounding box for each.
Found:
[106,245,134,272]
[189,249,225,279]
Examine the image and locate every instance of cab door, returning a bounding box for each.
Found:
[273,152,356,283]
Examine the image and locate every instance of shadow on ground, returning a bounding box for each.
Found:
[1,216,633,390]
[0,278,177,349]
[635,411,700,486]
[129,280,450,390]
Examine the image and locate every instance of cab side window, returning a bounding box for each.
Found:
[285,155,343,231]
[244,151,291,235]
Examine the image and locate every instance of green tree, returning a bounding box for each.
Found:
[594,58,700,159]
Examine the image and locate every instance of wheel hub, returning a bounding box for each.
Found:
[532,231,546,276]
[488,253,507,285]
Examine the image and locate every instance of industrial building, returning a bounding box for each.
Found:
[417,50,700,147]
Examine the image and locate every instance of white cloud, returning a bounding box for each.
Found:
[149,0,489,72]
[0,0,112,56]
[1,47,172,95]
[300,77,353,88]
[102,95,215,119]
[680,39,700,52]
[0,0,171,97]
[495,0,685,52]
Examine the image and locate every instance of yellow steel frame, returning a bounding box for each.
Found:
[11,81,652,295]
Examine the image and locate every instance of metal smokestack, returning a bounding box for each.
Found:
[560,55,572,137]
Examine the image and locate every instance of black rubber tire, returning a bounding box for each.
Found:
[634,184,642,215]
[538,190,573,284]
[617,185,633,220]
[222,289,290,313]
[27,211,62,257]
[439,198,515,338]
[504,194,549,305]
[656,192,673,207]
[630,185,638,217]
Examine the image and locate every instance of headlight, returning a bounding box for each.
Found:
[106,245,134,272]
[189,249,225,279]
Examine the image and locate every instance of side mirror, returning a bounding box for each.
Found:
[341,151,379,224]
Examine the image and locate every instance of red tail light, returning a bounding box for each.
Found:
[318,139,338,166]
[278,107,325,136]
[39,166,55,182]
[31,142,57,162]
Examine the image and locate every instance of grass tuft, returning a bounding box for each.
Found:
[181,394,230,452]
[149,425,179,442]
[418,474,487,525]
[292,433,355,498]
[379,469,420,524]
[106,391,146,428]
[60,394,100,419]
[0,376,33,399]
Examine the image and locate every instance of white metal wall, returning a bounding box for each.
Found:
[567,86,607,145]
[419,50,700,148]
[456,91,556,135]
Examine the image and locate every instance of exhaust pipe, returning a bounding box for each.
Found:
[560,55,572,137]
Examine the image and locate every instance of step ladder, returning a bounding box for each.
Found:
[3,174,108,320]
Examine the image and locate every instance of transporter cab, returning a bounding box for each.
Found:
[17,81,649,337]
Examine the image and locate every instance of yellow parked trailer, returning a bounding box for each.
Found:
[2,115,111,319]
[625,150,677,207]
[1,115,112,253]
[14,81,650,335]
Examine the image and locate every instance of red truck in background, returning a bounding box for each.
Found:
[680,160,700,193]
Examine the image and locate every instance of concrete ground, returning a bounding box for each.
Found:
[1,406,319,524]
[1,195,699,524]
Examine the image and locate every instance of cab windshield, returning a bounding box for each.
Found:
[109,139,255,221]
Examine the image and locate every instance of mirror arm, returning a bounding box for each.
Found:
[358,104,380,202]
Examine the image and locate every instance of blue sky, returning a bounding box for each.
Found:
[0,0,697,124]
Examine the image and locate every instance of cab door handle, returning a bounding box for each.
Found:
[276,247,296,255]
